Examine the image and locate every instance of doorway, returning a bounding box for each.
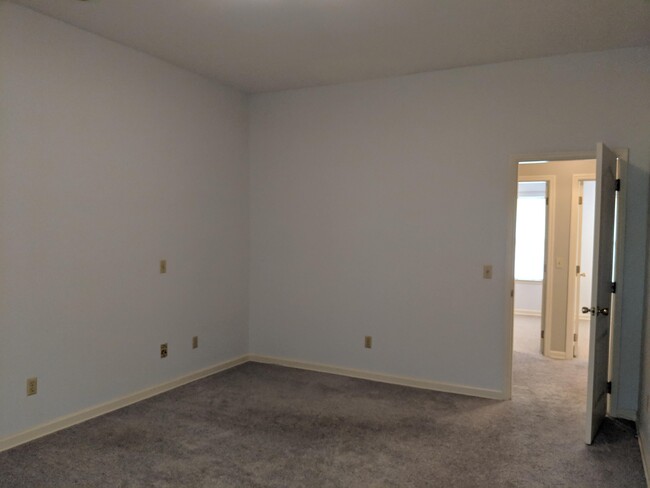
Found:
[513,160,596,360]
[505,145,628,444]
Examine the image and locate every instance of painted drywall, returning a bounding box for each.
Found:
[514,282,542,314]
[0,3,249,439]
[249,47,650,411]
[519,160,596,355]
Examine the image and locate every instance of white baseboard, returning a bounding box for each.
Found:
[248,354,505,400]
[612,407,638,422]
[514,309,541,317]
[547,350,570,360]
[639,430,650,488]
[0,355,248,453]
[1,353,506,453]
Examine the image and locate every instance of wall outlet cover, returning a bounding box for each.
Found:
[26,377,38,396]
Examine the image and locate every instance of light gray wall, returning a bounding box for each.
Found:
[249,47,650,409]
[514,282,542,314]
[0,3,249,439]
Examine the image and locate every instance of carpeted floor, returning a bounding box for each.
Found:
[0,340,645,486]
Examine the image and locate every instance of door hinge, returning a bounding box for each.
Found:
[545,197,549,206]
[607,381,612,394]
[578,196,583,205]
[576,265,581,274]
[611,282,617,294]
[573,333,578,342]
[615,179,621,192]
[541,330,545,339]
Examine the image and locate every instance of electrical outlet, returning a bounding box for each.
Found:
[160,343,168,358]
[160,259,167,274]
[483,265,493,279]
[364,336,372,349]
[26,377,38,396]
[192,336,198,349]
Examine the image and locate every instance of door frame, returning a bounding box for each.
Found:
[516,175,556,356]
[504,149,628,419]
[567,174,596,360]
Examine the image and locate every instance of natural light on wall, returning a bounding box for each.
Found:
[515,182,546,281]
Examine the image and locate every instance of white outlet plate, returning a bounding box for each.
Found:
[483,265,493,279]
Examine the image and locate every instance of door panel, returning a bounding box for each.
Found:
[585,143,617,445]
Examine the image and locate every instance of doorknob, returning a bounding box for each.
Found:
[582,306,609,316]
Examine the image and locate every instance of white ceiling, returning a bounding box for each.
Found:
[10,0,650,93]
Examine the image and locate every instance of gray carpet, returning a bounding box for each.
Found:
[0,352,645,487]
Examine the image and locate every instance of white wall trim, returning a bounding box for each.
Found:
[547,350,569,360]
[514,308,542,317]
[613,408,637,422]
[0,353,506,453]
[609,155,628,419]
[0,355,248,453]
[248,354,505,400]
[566,172,596,361]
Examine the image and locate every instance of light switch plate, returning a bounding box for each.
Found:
[483,265,493,279]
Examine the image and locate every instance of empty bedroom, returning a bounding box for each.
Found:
[1,1,650,486]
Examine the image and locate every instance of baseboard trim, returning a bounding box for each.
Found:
[613,408,638,422]
[0,353,506,453]
[638,429,650,487]
[547,350,569,360]
[0,355,248,453]
[514,309,541,317]
[248,354,505,400]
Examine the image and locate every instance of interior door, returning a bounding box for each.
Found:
[585,143,617,445]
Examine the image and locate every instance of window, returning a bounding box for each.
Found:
[515,182,547,281]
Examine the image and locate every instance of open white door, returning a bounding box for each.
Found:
[584,143,618,445]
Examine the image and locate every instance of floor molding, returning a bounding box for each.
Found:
[514,309,541,317]
[0,355,248,453]
[248,354,505,400]
[546,350,570,360]
[613,408,638,422]
[1,353,507,453]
